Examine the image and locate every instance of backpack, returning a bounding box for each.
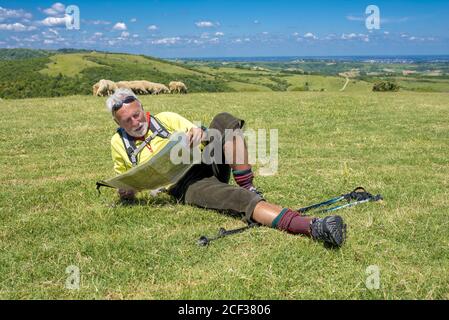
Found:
[117,114,170,167]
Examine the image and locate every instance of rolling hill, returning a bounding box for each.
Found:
[0,48,377,99]
[1,49,447,99]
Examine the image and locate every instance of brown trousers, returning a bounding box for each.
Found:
[168,112,264,222]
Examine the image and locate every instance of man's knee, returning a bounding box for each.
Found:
[209,112,244,132]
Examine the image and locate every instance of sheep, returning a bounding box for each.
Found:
[152,83,170,94]
[117,81,150,95]
[116,81,132,90]
[169,81,188,94]
[95,79,117,96]
[127,81,147,95]
[139,81,169,95]
[114,80,170,95]
[92,82,100,96]
[140,80,157,94]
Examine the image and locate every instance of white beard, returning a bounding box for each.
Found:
[127,121,149,138]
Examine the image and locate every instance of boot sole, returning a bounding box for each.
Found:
[323,215,347,247]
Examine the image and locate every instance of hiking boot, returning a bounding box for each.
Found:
[310,215,347,247]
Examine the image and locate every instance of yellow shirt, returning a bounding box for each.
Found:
[111,111,197,175]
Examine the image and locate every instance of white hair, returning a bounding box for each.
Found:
[105,88,139,114]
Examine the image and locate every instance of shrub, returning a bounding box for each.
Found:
[372,81,400,92]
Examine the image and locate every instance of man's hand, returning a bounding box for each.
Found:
[186,127,205,147]
[118,189,136,201]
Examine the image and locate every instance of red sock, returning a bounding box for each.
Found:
[232,168,254,190]
[272,208,313,236]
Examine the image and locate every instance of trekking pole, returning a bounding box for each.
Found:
[197,223,259,246]
[298,187,383,214]
[297,195,346,214]
[318,193,383,213]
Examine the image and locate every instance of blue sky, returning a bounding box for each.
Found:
[0,0,448,57]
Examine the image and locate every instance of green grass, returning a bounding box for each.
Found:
[1,91,448,299]
[38,52,213,79]
[39,53,104,77]
[226,81,273,92]
[285,74,373,92]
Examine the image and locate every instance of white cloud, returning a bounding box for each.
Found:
[86,20,111,25]
[130,18,137,23]
[215,31,224,36]
[341,33,357,40]
[40,15,70,27]
[42,3,66,17]
[23,34,40,42]
[0,6,33,21]
[113,22,127,30]
[341,33,369,42]
[121,31,130,38]
[0,22,36,31]
[304,32,317,39]
[147,25,158,31]
[152,37,181,45]
[93,32,103,37]
[195,21,217,28]
[346,15,365,22]
[44,39,55,44]
[48,28,59,35]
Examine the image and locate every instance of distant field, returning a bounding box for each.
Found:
[1,91,448,299]
[39,53,104,77]
[2,49,448,99]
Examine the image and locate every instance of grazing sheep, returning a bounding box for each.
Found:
[169,81,188,94]
[127,81,148,95]
[116,81,149,95]
[114,80,170,95]
[92,82,100,96]
[96,79,117,96]
[153,83,170,94]
[139,81,169,95]
[140,80,157,94]
[116,81,132,90]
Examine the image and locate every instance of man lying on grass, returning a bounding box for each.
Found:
[106,88,347,247]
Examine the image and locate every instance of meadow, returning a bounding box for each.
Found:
[0,91,448,299]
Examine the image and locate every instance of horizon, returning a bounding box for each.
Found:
[3,47,449,61]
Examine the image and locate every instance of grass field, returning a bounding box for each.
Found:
[0,91,448,299]
[39,53,104,77]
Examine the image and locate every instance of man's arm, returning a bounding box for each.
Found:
[155,111,205,146]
